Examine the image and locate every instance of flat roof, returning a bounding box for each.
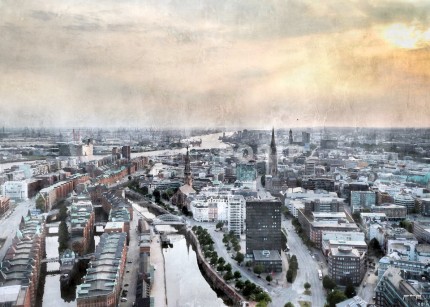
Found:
[253,250,282,261]
[0,285,21,303]
[105,221,124,229]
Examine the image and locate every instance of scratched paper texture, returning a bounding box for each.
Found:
[0,0,429,128]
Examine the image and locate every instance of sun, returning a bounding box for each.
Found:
[383,23,430,49]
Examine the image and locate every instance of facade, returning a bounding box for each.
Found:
[252,250,282,273]
[76,233,127,307]
[386,238,418,261]
[0,214,45,307]
[413,221,430,244]
[375,267,429,307]
[371,204,407,220]
[394,193,416,213]
[421,198,430,216]
[70,200,95,255]
[350,191,376,212]
[227,195,246,236]
[1,180,28,200]
[236,162,257,182]
[246,199,282,255]
[0,196,10,217]
[328,246,366,286]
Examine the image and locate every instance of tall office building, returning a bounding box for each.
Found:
[246,199,282,255]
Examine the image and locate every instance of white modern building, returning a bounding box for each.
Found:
[1,181,28,200]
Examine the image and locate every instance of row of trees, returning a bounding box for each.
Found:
[223,231,241,253]
[286,255,298,283]
[191,226,271,306]
[322,275,356,307]
[291,218,315,248]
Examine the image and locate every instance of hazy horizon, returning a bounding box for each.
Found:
[1,0,430,129]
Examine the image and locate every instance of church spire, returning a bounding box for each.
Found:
[184,146,192,186]
[270,127,276,154]
[269,127,278,176]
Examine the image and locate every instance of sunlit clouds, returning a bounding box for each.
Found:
[0,0,429,128]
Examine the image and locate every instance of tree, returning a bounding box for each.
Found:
[216,221,224,230]
[284,303,294,307]
[233,244,241,252]
[224,263,232,272]
[235,280,244,289]
[223,271,234,281]
[161,192,169,200]
[210,255,218,266]
[266,275,273,283]
[36,195,45,212]
[58,221,69,253]
[235,252,244,265]
[234,271,242,280]
[153,189,161,202]
[286,269,293,283]
[322,275,337,291]
[304,282,311,291]
[58,205,68,221]
[261,175,266,187]
[253,264,264,276]
[141,186,149,195]
[222,236,229,244]
[344,283,356,298]
[217,257,225,265]
[327,290,347,307]
[217,263,224,272]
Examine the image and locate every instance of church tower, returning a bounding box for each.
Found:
[269,127,278,176]
[184,146,193,187]
[289,129,293,145]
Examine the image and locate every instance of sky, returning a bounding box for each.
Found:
[1,0,430,129]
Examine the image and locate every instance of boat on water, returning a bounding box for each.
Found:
[60,249,77,287]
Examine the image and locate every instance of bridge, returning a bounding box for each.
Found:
[153,214,187,226]
[41,253,94,264]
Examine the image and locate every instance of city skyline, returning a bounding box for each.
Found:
[1,0,430,129]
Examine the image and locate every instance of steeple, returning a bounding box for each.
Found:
[289,129,293,145]
[270,127,277,154]
[269,127,278,176]
[184,146,193,186]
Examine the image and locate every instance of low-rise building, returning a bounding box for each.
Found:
[376,267,429,307]
[76,233,127,307]
[0,196,10,216]
[252,250,282,273]
[371,204,407,220]
[328,246,366,286]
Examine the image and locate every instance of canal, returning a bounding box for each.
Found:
[36,226,100,307]
[163,232,227,307]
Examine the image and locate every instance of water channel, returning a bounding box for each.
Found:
[163,233,226,307]
[34,132,231,306]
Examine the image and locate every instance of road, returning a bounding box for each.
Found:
[0,198,35,261]
[278,219,326,307]
[188,218,326,307]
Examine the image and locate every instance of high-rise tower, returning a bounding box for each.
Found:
[269,127,278,176]
[184,146,193,187]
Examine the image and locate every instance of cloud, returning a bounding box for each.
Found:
[0,0,429,128]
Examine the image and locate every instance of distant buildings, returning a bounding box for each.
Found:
[350,191,376,212]
[246,199,282,255]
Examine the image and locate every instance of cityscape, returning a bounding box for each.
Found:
[1,1,430,307]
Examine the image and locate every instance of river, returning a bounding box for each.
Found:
[164,233,226,307]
